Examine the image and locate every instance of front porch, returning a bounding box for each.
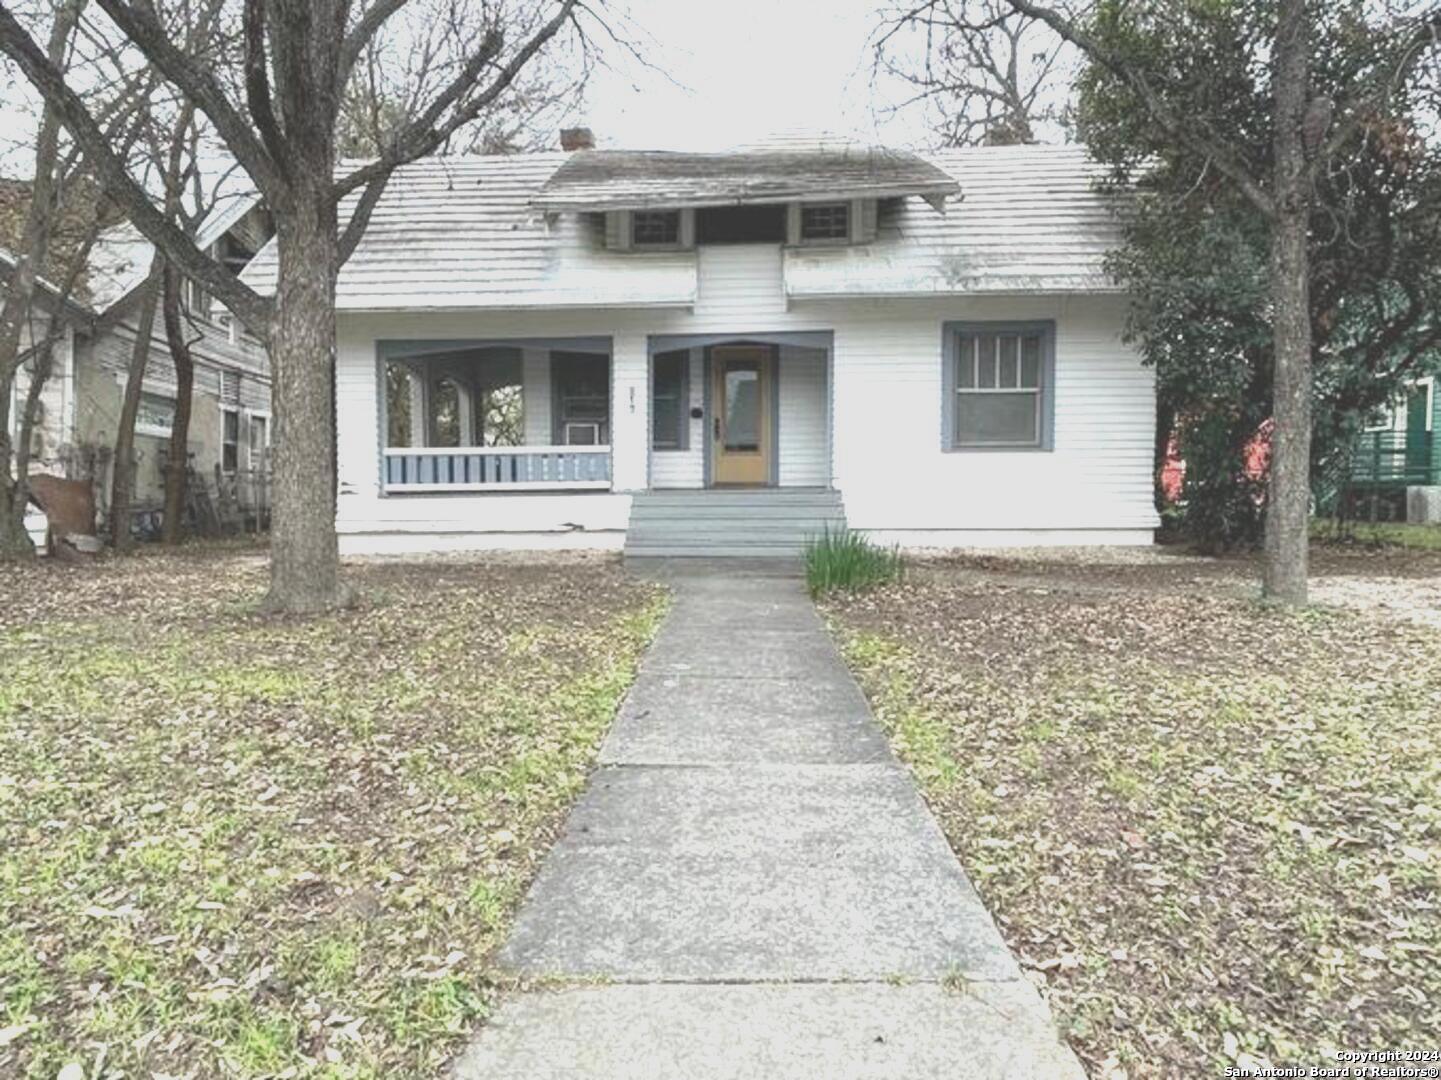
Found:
[341,326,839,555]
[376,330,833,497]
[380,338,614,494]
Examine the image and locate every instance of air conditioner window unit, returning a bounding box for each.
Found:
[564,421,601,446]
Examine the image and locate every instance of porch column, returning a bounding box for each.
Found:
[611,332,648,491]
[407,368,427,448]
[455,380,476,445]
[521,348,551,445]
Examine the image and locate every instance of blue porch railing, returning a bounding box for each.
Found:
[383,445,612,492]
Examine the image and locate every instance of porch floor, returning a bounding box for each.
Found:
[624,488,846,558]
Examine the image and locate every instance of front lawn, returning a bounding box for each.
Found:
[1312,518,1441,551]
[824,568,1441,1078]
[0,548,665,1079]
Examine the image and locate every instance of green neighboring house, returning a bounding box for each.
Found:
[1352,378,1439,487]
[1340,378,1441,522]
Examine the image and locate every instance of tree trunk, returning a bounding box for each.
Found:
[0,2,78,559]
[1262,0,1313,605]
[110,260,165,551]
[160,267,195,544]
[263,195,348,614]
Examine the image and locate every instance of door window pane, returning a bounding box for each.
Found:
[724,363,760,451]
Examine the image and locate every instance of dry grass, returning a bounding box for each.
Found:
[0,545,666,1079]
[823,564,1441,1079]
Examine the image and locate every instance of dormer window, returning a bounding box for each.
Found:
[632,210,681,247]
[800,202,850,242]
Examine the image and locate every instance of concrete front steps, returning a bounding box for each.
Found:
[624,488,847,558]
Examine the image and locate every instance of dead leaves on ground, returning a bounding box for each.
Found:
[0,548,665,1079]
[826,570,1441,1079]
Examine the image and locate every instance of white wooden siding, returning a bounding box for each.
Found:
[694,244,786,319]
[335,294,1156,550]
[778,345,828,487]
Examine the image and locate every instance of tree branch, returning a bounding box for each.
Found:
[91,0,285,196]
[999,0,1276,215]
[0,3,273,332]
[333,0,578,201]
[243,0,289,174]
[337,172,390,262]
[337,0,412,91]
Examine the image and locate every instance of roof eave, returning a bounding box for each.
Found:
[530,181,961,214]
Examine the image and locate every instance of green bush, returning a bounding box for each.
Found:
[804,528,904,596]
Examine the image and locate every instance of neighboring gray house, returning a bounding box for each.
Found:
[7,191,273,538]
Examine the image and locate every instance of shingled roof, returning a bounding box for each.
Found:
[531,147,961,212]
[241,144,1125,310]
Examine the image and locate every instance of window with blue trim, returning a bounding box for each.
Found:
[948,324,1052,449]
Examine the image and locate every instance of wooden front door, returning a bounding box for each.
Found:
[711,346,772,485]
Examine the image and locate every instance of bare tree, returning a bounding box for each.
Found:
[0,0,144,556]
[338,9,583,157]
[889,0,1441,604]
[872,0,1073,145]
[158,258,195,542]
[0,0,593,611]
[108,0,226,549]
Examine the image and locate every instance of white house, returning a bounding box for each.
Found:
[243,136,1158,556]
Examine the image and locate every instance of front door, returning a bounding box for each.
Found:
[1405,384,1431,480]
[711,346,772,485]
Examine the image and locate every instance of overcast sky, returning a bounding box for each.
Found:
[0,0,938,174]
[575,0,934,151]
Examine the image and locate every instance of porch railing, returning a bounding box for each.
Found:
[1348,430,1438,488]
[383,445,612,492]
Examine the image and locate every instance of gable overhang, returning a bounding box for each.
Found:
[531,148,961,214]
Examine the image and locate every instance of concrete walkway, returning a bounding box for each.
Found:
[452,564,1084,1079]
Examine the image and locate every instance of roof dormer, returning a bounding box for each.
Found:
[536,147,955,253]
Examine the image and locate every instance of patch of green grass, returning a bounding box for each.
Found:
[0,551,667,1079]
[1312,517,1441,550]
[804,527,904,597]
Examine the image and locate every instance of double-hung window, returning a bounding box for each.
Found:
[944,322,1053,450]
[652,350,689,450]
[221,408,240,472]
